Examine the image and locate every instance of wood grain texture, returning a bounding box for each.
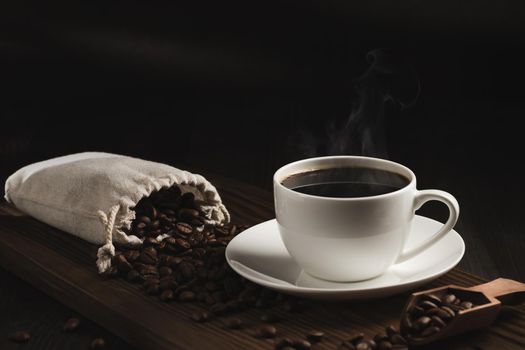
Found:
[0,175,524,350]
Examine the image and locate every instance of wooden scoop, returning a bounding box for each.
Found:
[400,278,525,346]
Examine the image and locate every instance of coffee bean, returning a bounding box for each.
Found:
[441,306,456,318]
[377,340,392,350]
[339,340,357,350]
[143,246,158,257]
[354,342,369,350]
[149,220,160,230]
[346,333,365,344]
[162,208,176,216]
[123,250,140,262]
[140,265,159,278]
[225,300,240,312]
[207,238,219,246]
[163,236,177,246]
[137,215,151,224]
[443,294,457,305]
[176,222,193,235]
[257,324,278,338]
[90,337,106,349]
[63,317,81,332]
[160,289,175,302]
[210,302,228,315]
[423,293,442,304]
[413,316,432,332]
[159,277,177,291]
[192,311,211,323]
[179,208,200,220]
[429,307,453,320]
[159,266,173,278]
[139,247,158,265]
[389,334,406,345]
[260,312,280,323]
[146,203,158,220]
[421,326,440,337]
[126,269,143,283]
[204,294,216,305]
[431,315,447,328]
[293,339,312,350]
[224,317,243,329]
[146,283,160,295]
[179,261,195,280]
[176,238,191,250]
[460,301,473,309]
[169,256,184,267]
[373,334,388,343]
[419,300,438,310]
[8,330,30,343]
[143,237,159,247]
[115,254,132,273]
[143,274,160,283]
[385,326,397,338]
[178,291,195,302]
[306,330,324,342]
[408,305,424,317]
[275,337,294,349]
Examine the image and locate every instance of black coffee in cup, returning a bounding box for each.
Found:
[281,167,410,198]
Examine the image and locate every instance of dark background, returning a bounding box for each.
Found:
[2,0,525,282]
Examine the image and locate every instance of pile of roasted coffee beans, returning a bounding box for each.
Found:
[105,186,276,311]
[401,292,475,340]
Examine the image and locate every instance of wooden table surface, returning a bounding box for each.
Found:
[1,174,525,350]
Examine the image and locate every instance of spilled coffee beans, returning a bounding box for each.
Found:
[336,326,409,350]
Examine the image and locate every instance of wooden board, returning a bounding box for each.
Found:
[1,176,524,350]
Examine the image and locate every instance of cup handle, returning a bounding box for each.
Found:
[396,189,460,263]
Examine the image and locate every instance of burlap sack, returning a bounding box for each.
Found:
[4,152,230,273]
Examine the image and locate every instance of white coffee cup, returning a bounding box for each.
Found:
[273,156,459,282]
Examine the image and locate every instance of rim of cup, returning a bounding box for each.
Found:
[273,155,417,201]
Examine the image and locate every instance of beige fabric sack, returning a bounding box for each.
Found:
[4,152,230,273]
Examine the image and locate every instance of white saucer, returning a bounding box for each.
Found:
[225,215,465,300]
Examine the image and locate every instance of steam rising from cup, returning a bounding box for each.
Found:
[290,49,420,159]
